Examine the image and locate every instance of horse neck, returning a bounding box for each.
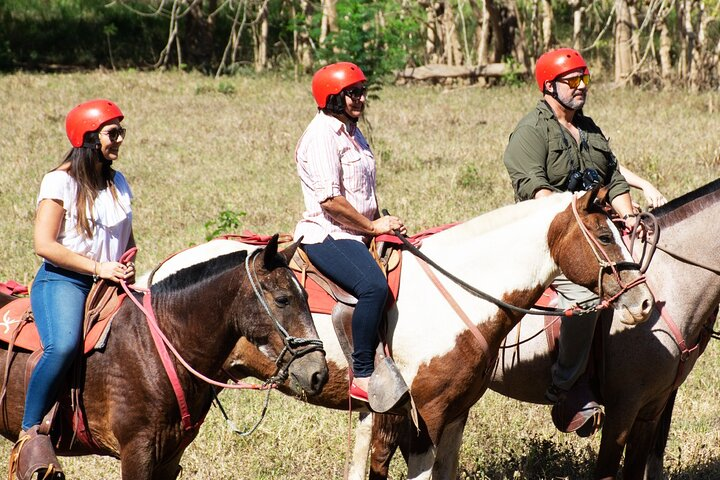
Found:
[645,203,720,337]
[153,267,246,376]
[419,195,569,294]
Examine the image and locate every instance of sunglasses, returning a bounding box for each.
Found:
[344,86,367,101]
[557,74,590,89]
[99,126,127,143]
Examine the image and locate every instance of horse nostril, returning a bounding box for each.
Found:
[311,369,328,393]
[642,298,653,315]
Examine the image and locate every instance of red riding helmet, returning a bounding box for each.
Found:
[311,62,367,108]
[65,99,124,148]
[535,48,589,92]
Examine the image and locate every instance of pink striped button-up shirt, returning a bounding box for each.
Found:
[294,112,378,244]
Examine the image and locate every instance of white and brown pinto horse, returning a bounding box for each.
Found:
[367,179,720,480]
[221,188,653,479]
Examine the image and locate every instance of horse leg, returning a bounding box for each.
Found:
[368,413,408,480]
[622,417,661,480]
[347,413,372,480]
[403,417,435,480]
[151,456,183,480]
[431,412,468,479]
[595,406,639,480]
[643,390,677,480]
[119,438,158,480]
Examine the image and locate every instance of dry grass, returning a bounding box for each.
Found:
[0,71,718,479]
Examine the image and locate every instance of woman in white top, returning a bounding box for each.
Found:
[294,62,405,403]
[15,99,135,476]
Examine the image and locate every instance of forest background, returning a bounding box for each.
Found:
[1,0,719,89]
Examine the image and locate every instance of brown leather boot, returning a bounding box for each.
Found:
[8,425,64,480]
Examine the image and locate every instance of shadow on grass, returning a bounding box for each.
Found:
[460,435,596,479]
[666,459,720,480]
[460,434,720,479]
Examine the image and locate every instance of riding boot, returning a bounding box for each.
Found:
[8,425,64,480]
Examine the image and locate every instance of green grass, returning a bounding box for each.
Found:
[0,71,718,478]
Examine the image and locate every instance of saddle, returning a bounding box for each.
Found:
[0,278,127,457]
[537,289,607,437]
[289,241,410,413]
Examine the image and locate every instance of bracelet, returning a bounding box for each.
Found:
[93,262,100,282]
[622,213,638,220]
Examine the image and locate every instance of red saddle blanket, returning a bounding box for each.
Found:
[0,296,122,354]
[221,226,460,315]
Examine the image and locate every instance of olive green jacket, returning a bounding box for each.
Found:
[503,100,629,202]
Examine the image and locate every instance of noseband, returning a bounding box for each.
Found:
[245,250,325,384]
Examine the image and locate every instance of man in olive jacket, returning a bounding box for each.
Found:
[503,48,638,433]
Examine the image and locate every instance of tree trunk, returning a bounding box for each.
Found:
[255,2,268,72]
[442,0,464,65]
[296,0,314,71]
[469,0,487,65]
[319,0,338,46]
[541,0,554,51]
[614,0,634,83]
[568,0,583,50]
[658,15,673,82]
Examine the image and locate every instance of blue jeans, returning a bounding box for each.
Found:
[304,237,388,378]
[23,262,92,430]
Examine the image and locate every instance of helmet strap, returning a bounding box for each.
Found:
[550,81,577,112]
[324,93,346,115]
[82,132,101,150]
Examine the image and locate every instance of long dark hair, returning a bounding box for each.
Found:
[56,131,118,238]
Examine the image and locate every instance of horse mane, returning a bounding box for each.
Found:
[423,192,572,248]
[151,250,249,297]
[651,178,720,229]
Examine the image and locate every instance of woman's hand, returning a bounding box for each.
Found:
[641,185,667,209]
[371,215,406,236]
[97,261,135,283]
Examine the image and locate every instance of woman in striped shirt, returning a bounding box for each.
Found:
[293,62,406,403]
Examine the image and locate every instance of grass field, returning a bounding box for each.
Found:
[0,71,719,479]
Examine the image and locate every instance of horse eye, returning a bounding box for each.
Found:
[598,234,613,244]
[274,296,290,307]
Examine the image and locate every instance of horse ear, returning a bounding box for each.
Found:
[278,237,301,265]
[262,234,280,270]
[579,185,605,212]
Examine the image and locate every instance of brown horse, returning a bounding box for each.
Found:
[366,179,720,479]
[0,235,328,479]
[221,189,654,479]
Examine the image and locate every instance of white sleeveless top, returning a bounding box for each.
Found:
[37,170,133,264]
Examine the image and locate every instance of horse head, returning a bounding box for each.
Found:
[248,234,328,396]
[548,188,654,325]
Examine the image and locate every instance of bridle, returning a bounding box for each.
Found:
[570,198,647,310]
[244,249,325,383]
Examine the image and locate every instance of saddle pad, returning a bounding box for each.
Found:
[0,280,28,296]
[0,297,121,354]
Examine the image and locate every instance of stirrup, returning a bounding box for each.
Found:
[8,426,64,480]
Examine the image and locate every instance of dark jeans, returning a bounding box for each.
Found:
[23,262,92,430]
[304,237,388,378]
